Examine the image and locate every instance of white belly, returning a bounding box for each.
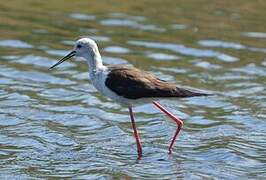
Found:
[89,68,162,106]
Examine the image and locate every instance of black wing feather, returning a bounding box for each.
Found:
[105,66,209,99]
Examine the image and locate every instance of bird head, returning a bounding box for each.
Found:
[50,38,100,69]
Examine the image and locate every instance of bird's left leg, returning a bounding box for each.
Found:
[152,101,183,154]
[128,106,142,159]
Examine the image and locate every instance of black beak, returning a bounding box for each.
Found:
[49,51,76,69]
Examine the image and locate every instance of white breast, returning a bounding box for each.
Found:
[89,68,131,105]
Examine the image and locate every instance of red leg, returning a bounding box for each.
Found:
[153,101,183,154]
[129,106,142,159]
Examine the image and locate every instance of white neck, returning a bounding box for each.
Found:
[84,51,105,74]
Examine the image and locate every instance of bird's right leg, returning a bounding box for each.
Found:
[152,101,183,154]
[128,106,142,159]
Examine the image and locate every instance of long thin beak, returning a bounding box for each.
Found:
[49,51,76,69]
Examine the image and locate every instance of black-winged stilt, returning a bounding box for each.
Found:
[50,38,210,159]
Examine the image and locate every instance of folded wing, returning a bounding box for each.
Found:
[105,66,209,99]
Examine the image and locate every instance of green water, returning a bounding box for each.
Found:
[0,0,265,179]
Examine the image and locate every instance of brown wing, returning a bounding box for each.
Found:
[105,65,209,99]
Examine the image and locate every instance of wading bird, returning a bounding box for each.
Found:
[50,38,210,159]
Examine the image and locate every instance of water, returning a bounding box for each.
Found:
[0,0,265,179]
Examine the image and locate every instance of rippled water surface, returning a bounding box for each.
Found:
[0,0,266,179]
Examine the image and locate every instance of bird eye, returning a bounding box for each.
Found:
[77,44,82,49]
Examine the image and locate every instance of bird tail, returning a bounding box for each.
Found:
[174,86,213,98]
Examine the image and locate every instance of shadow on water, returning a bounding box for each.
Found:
[0,0,266,179]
